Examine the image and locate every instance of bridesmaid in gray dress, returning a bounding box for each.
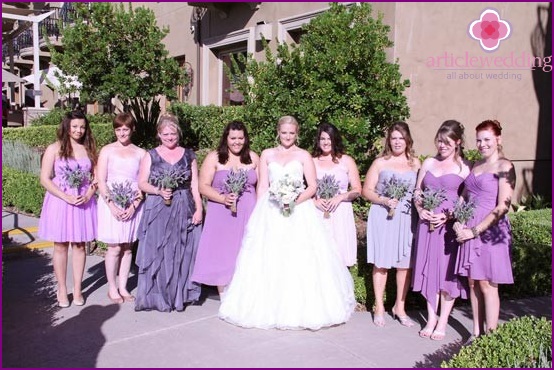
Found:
[454,119,515,340]
[135,114,203,312]
[362,122,421,327]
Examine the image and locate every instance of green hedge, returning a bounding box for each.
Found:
[2,124,115,150]
[2,167,45,215]
[509,209,552,246]
[169,103,246,151]
[442,316,552,368]
[29,108,114,126]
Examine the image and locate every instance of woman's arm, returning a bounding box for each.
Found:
[256,150,270,200]
[40,143,74,204]
[198,151,227,204]
[456,160,515,242]
[361,158,394,209]
[296,151,317,204]
[191,157,203,224]
[325,155,362,213]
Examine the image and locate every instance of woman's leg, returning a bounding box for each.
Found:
[394,268,412,316]
[372,266,388,326]
[468,278,486,336]
[71,242,87,301]
[118,243,134,299]
[53,242,70,304]
[479,280,500,332]
[105,243,123,299]
[431,292,456,340]
[420,295,439,337]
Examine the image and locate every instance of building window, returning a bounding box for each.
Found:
[220,49,246,106]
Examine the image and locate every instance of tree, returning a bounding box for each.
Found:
[231,3,410,168]
[49,2,186,146]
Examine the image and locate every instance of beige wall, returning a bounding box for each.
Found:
[393,2,551,199]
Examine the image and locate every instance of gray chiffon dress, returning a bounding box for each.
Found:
[135,148,202,312]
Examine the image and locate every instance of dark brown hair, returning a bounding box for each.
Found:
[217,121,252,165]
[312,122,345,163]
[57,110,97,167]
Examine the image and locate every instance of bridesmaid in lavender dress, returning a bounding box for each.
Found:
[412,120,471,340]
[192,121,259,297]
[312,123,361,267]
[454,119,515,340]
[97,113,146,304]
[362,122,421,327]
[38,110,97,308]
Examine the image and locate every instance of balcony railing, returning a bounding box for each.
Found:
[2,3,84,63]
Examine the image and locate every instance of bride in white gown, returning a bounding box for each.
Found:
[219,116,355,330]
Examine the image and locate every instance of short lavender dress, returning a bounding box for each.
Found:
[412,172,469,311]
[192,168,257,286]
[456,172,514,283]
[38,157,97,243]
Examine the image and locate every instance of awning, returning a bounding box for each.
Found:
[2,69,25,83]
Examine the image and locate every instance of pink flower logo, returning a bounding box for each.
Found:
[469,9,511,52]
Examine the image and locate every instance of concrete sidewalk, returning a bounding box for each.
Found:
[2,211,552,368]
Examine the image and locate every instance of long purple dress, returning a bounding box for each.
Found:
[192,168,257,286]
[366,169,417,268]
[135,148,202,312]
[38,157,97,243]
[456,172,514,283]
[412,173,469,311]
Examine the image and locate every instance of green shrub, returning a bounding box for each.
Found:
[2,140,42,176]
[2,167,45,215]
[509,209,552,246]
[169,103,246,151]
[442,316,552,368]
[505,242,552,298]
[30,107,114,126]
[2,124,115,150]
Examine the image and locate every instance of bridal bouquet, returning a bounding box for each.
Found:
[107,180,139,210]
[60,163,92,192]
[221,168,249,214]
[380,175,412,218]
[269,174,305,217]
[453,197,478,226]
[150,166,189,206]
[316,174,340,218]
[417,187,448,231]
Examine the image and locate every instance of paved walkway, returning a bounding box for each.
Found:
[2,210,552,368]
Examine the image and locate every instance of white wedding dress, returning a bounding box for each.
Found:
[219,160,356,330]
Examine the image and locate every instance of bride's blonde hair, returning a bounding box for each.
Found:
[277,115,299,132]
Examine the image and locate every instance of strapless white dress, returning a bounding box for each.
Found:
[218,160,356,330]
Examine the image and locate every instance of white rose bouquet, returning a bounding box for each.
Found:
[268,174,305,217]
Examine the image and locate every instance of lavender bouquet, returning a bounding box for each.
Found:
[380,175,412,218]
[107,180,139,210]
[60,163,92,193]
[269,174,305,217]
[221,168,249,214]
[150,166,189,206]
[316,174,340,218]
[417,187,448,231]
[453,197,478,226]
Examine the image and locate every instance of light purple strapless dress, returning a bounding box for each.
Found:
[38,157,97,243]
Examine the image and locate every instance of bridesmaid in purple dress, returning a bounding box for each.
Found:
[38,110,98,308]
[454,120,515,340]
[362,121,421,327]
[412,120,471,340]
[312,123,361,267]
[192,121,259,298]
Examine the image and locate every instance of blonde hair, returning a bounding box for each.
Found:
[157,113,182,139]
[277,115,299,132]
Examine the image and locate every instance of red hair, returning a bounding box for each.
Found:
[476,119,502,136]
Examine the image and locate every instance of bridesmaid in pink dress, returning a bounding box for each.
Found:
[97,113,146,304]
[312,123,361,267]
[38,110,98,308]
[192,121,259,298]
[454,119,515,340]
